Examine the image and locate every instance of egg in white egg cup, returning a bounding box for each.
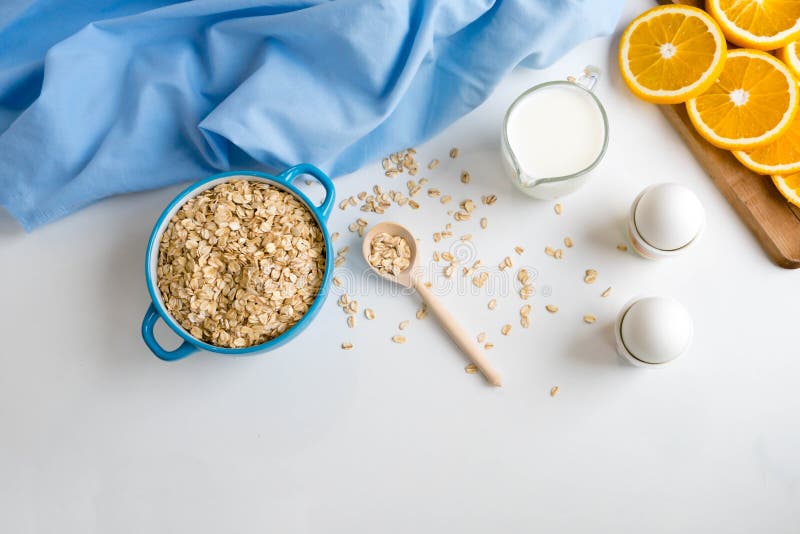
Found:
[627,184,705,260]
[614,295,694,368]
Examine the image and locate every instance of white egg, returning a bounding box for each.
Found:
[634,183,704,251]
[620,296,692,365]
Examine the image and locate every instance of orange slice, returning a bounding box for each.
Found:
[619,5,727,104]
[686,49,799,150]
[707,0,800,51]
[776,41,800,79]
[772,174,800,207]
[733,112,800,174]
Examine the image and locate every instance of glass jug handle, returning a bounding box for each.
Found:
[568,65,601,92]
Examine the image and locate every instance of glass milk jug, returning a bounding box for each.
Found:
[501,66,609,199]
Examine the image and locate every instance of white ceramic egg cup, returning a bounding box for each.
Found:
[627,186,705,260]
[613,296,693,368]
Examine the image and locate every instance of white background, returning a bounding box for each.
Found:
[2,2,799,532]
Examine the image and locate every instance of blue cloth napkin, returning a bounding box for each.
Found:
[0,0,623,230]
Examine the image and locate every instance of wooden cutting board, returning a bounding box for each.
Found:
[656,0,800,268]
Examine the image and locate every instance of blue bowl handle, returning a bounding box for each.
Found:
[141,303,197,361]
[277,163,336,222]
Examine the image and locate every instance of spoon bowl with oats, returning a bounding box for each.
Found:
[362,222,502,387]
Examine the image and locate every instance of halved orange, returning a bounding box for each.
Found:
[733,112,800,174]
[686,49,799,150]
[776,41,800,79]
[772,174,800,207]
[619,5,727,104]
[707,0,800,51]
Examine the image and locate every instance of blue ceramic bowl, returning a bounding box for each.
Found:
[141,164,335,361]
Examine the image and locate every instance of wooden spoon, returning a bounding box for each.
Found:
[362,222,502,387]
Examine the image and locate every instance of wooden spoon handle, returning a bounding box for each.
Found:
[415,281,502,387]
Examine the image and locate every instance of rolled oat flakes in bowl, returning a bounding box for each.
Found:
[142,165,335,361]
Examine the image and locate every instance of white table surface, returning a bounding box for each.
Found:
[3,3,800,532]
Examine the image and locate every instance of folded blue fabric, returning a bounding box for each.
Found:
[0,0,622,230]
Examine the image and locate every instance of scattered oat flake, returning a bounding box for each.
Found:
[416,304,428,320]
[399,320,410,330]
[392,335,406,344]
[441,195,452,204]
[477,332,487,343]
[347,315,356,328]
[341,342,353,350]
[460,171,471,184]
[554,248,564,259]
[488,299,497,310]
[519,285,534,299]
[464,363,478,374]
[554,203,562,215]
[545,304,559,313]
[484,342,494,350]
[501,324,512,336]
[331,232,340,241]
[365,308,375,320]
[480,217,488,229]
[333,277,342,287]
[583,314,597,324]
[601,287,613,298]
[520,304,532,316]
[514,246,524,255]
[428,159,440,170]
[545,246,555,257]
[564,237,573,248]
[450,147,460,159]
[550,386,559,397]
[617,244,629,252]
